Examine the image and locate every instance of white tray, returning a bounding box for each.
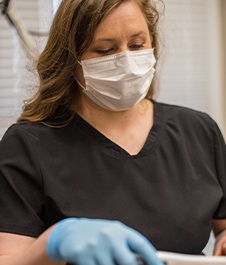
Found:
[157,251,226,265]
[136,251,226,265]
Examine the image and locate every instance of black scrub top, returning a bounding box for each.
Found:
[0,100,226,254]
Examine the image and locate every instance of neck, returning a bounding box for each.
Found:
[76,96,154,155]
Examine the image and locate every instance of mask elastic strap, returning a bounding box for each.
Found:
[74,76,86,90]
[74,60,86,90]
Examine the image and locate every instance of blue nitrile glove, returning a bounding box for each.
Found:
[46,218,164,265]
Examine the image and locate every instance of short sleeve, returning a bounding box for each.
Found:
[0,124,47,237]
[212,121,226,219]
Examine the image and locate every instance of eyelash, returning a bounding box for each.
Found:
[130,44,144,50]
[96,44,144,55]
[96,48,114,55]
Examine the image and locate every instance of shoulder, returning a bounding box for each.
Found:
[155,100,215,128]
[0,123,51,158]
[1,122,49,142]
[153,100,223,144]
[1,116,80,149]
[156,101,210,119]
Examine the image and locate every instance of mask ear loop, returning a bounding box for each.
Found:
[77,60,82,66]
[74,60,86,90]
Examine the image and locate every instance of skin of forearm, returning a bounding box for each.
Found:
[0,227,66,265]
[214,229,226,255]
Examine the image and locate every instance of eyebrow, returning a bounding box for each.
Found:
[94,31,147,43]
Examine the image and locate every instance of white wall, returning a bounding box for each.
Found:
[0,0,225,139]
[221,0,226,137]
[0,0,52,138]
[156,0,226,138]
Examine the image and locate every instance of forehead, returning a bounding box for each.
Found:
[92,1,149,40]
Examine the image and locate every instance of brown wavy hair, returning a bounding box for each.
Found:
[17,0,164,124]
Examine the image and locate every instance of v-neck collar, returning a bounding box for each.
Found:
[74,100,162,158]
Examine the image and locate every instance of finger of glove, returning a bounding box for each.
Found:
[75,256,97,265]
[112,242,137,265]
[95,252,116,265]
[127,231,164,265]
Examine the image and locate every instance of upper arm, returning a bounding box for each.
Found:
[0,127,46,238]
[0,232,35,256]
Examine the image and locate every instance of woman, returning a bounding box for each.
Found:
[0,0,226,265]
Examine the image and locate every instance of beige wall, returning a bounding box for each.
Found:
[158,0,226,139]
[221,0,226,138]
[0,0,50,139]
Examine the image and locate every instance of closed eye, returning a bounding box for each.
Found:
[129,44,144,50]
[95,48,114,55]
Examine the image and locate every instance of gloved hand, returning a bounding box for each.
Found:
[46,218,164,265]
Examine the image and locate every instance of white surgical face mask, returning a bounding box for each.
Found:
[76,48,156,111]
